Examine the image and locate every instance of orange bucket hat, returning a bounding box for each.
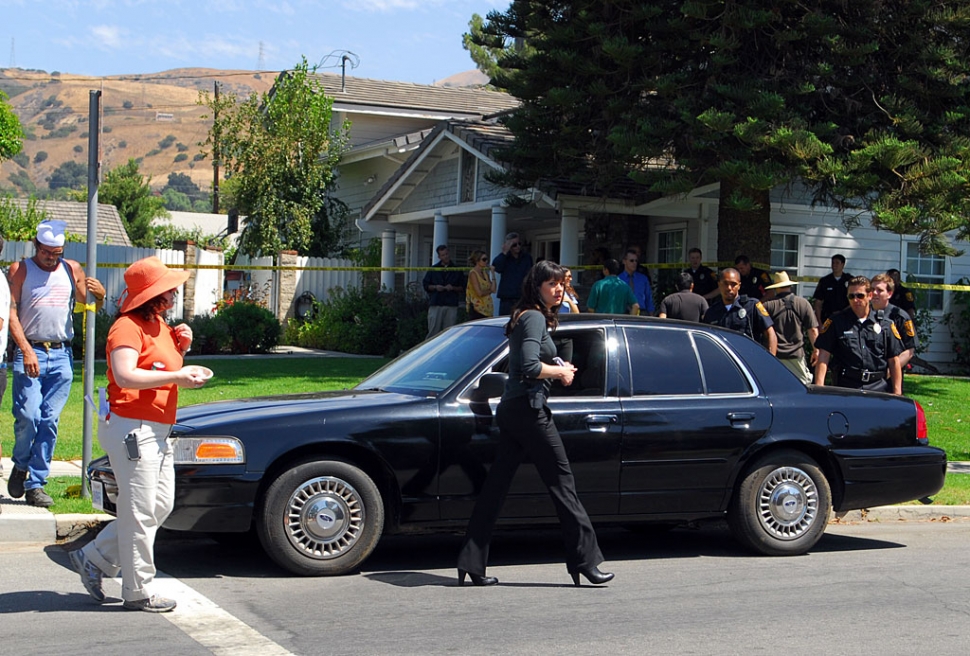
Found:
[120,256,191,313]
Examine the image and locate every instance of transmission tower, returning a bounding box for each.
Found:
[256,41,265,71]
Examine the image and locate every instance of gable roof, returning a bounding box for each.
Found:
[306,72,520,119]
[6,199,132,247]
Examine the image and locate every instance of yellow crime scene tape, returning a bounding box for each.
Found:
[7,260,967,293]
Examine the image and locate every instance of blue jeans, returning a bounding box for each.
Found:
[11,345,74,490]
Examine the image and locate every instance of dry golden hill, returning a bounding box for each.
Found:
[1,67,276,197]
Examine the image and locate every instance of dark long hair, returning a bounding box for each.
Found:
[505,260,565,336]
[125,294,170,321]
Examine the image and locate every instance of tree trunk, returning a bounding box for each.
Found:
[716,181,772,268]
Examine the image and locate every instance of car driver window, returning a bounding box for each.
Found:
[625,327,703,395]
[692,334,752,395]
[551,329,607,397]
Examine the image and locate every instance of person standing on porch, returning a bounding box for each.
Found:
[492,232,533,315]
[423,245,465,339]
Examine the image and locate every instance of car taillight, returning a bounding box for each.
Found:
[915,400,929,445]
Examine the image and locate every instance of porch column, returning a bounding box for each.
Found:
[381,229,396,291]
[560,206,580,267]
[490,205,507,317]
[432,210,448,263]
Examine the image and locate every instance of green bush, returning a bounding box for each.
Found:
[288,283,428,357]
[71,308,114,360]
[218,301,281,354]
[186,312,232,355]
[174,153,188,162]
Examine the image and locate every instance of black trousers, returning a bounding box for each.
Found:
[457,395,604,576]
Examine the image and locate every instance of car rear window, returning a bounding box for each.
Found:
[693,333,752,394]
[625,327,703,395]
[623,327,752,396]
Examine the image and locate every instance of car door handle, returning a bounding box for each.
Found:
[586,415,617,432]
[727,412,755,425]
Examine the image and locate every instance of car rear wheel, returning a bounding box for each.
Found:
[728,450,831,556]
[257,459,385,576]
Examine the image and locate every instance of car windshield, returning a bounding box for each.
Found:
[356,324,506,396]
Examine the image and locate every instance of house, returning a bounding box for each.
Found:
[5,198,132,247]
[308,75,968,373]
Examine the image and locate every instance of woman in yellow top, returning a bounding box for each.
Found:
[466,250,496,320]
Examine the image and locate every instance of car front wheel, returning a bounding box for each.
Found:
[257,459,385,576]
[728,450,832,556]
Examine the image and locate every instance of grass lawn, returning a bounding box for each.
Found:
[2,362,966,513]
[0,356,388,462]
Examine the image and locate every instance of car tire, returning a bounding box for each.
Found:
[728,449,832,556]
[257,459,385,576]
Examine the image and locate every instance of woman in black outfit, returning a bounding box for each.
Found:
[457,260,614,587]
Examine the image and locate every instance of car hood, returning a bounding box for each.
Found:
[174,389,431,432]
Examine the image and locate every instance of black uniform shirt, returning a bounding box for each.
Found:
[739,267,772,300]
[815,307,903,375]
[703,295,774,343]
[885,303,918,352]
[890,285,917,315]
[686,265,717,297]
[813,272,853,321]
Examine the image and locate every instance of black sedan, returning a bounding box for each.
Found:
[88,315,946,576]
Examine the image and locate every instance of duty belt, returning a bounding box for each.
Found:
[29,340,67,351]
[841,368,886,383]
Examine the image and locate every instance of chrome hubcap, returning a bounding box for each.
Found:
[284,476,365,559]
[757,466,818,540]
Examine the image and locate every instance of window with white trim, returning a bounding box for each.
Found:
[657,229,684,264]
[770,232,799,271]
[905,243,945,311]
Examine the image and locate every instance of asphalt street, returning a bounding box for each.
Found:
[2,520,969,656]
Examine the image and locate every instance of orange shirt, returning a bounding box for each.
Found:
[106,313,183,424]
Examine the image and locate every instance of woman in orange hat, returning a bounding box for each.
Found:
[68,256,210,613]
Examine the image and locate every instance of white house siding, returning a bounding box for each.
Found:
[396,157,460,215]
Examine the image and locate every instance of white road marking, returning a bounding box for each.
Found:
[110,572,293,655]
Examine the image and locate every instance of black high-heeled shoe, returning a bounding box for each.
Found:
[570,566,614,586]
[458,569,498,587]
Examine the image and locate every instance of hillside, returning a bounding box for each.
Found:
[0,67,276,198]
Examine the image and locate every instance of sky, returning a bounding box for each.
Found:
[3,0,508,84]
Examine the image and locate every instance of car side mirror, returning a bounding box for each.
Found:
[470,372,507,401]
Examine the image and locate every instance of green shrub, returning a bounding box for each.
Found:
[186,312,232,355]
[174,153,188,162]
[71,308,114,360]
[218,301,281,354]
[290,283,428,357]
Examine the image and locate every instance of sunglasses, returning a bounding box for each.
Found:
[848,293,868,300]
[38,246,64,258]
[480,257,488,262]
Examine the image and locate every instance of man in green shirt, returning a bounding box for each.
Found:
[587,259,640,315]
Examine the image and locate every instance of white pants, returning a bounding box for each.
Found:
[83,415,175,602]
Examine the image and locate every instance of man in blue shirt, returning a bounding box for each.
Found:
[618,249,654,315]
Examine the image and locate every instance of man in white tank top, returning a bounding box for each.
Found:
[6,220,105,507]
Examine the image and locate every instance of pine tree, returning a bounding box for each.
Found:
[478,0,970,258]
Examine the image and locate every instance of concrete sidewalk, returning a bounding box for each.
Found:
[2,458,969,549]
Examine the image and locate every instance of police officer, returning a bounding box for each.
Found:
[814,276,904,395]
[871,273,917,392]
[703,268,777,354]
[685,247,718,300]
[813,253,853,324]
[734,255,772,300]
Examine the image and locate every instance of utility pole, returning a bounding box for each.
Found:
[82,89,102,498]
[212,80,220,213]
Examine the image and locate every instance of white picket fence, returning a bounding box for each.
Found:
[1,241,187,317]
[2,243,361,320]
